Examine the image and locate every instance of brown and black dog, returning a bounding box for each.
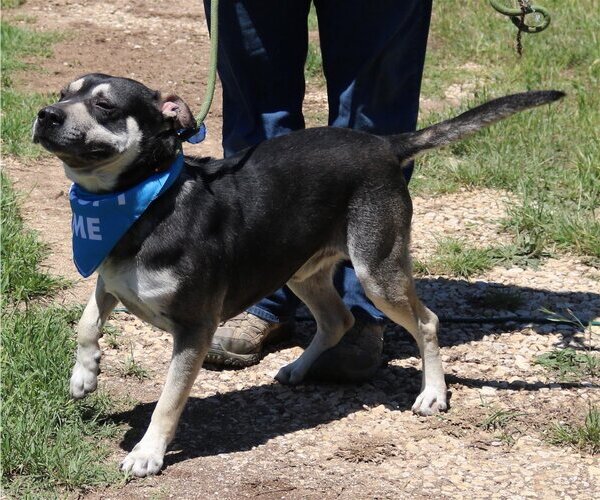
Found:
[33,73,563,476]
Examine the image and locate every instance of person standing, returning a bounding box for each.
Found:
[203,0,432,382]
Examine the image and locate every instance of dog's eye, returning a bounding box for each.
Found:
[94,100,114,111]
[59,90,67,100]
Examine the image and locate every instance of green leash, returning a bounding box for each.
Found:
[196,0,219,128]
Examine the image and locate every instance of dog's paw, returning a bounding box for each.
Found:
[69,350,100,399]
[412,386,448,416]
[120,442,165,477]
[275,360,307,385]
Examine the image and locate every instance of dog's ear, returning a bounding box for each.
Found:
[159,94,197,131]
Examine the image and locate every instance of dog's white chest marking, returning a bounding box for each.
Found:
[100,263,179,332]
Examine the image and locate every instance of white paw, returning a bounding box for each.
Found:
[412,386,448,416]
[69,352,100,399]
[275,360,307,385]
[120,442,165,477]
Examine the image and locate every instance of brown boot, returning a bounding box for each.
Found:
[204,312,295,368]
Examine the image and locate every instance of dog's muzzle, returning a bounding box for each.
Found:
[37,105,66,128]
[33,105,67,146]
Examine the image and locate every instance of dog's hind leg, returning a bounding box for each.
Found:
[358,266,447,415]
[275,261,355,385]
[120,321,215,477]
[70,276,118,399]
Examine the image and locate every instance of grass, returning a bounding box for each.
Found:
[305,41,324,82]
[534,348,600,380]
[410,0,600,259]
[480,408,525,431]
[550,406,600,455]
[413,238,518,278]
[1,174,67,303]
[1,20,121,496]
[305,4,324,84]
[1,173,121,495]
[104,322,122,349]
[1,0,25,7]
[120,345,150,380]
[478,405,526,448]
[1,21,62,156]
[1,306,121,495]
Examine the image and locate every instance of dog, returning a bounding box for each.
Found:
[33,73,563,477]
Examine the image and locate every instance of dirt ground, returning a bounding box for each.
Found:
[3,1,600,498]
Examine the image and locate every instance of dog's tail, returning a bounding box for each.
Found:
[392,90,565,161]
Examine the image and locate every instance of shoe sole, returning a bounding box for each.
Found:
[204,347,261,368]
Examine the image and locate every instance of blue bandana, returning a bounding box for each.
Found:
[69,154,184,277]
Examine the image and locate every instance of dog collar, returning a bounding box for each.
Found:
[177,123,206,144]
[69,153,184,277]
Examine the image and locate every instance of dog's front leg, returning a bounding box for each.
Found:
[70,277,117,399]
[120,327,212,477]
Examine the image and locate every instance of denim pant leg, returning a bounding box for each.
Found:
[315,0,432,178]
[309,0,432,324]
[205,0,311,156]
[207,0,310,322]
[208,0,431,325]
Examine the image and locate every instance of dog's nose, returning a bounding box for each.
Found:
[37,106,66,126]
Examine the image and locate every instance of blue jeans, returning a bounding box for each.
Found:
[206,0,431,324]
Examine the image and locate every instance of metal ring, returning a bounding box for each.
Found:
[489,0,551,33]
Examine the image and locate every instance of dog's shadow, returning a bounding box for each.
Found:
[110,367,593,468]
[108,277,599,465]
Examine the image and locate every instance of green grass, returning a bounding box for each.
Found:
[1,176,121,495]
[104,322,122,350]
[534,348,600,380]
[120,346,150,380]
[411,0,600,259]
[550,406,600,455]
[1,87,60,157]
[305,41,324,82]
[480,408,525,431]
[1,174,67,303]
[414,238,517,278]
[1,306,121,495]
[1,20,121,496]
[1,22,58,83]
[1,0,25,9]
[1,21,62,156]
[305,5,324,84]
[477,403,526,448]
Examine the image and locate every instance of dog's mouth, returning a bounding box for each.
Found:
[33,122,75,150]
[33,134,114,174]
[34,126,116,165]
[33,133,65,152]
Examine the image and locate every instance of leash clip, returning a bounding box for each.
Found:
[489,0,551,33]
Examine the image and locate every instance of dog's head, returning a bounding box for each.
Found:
[33,73,196,192]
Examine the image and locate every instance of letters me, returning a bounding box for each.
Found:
[73,215,102,240]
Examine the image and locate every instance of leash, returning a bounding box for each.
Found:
[489,0,551,56]
[196,0,219,126]
[177,0,220,143]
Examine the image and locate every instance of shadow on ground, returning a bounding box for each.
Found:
[106,277,598,469]
[109,365,596,469]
